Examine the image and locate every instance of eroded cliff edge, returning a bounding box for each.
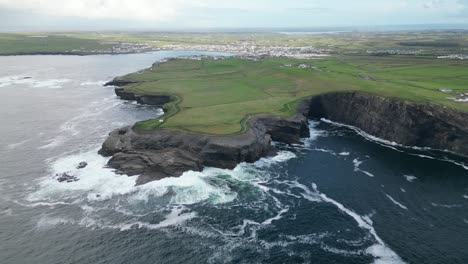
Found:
[100,87,468,185]
[304,92,468,155]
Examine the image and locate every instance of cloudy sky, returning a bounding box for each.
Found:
[1,0,468,31]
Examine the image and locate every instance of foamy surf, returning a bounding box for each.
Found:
[80,80,107,86]
[404,175,417,182]
[28,147,137,203]
[117,206,197,231]
[301,120,326,149]
[384,194,408,210]
[312,183,406,264]
[353,158,375,177]
[430,203,462,209]
[5,139,31,150]
[26,135,305,230]
[0,75,72,89]
[321,118,468,171]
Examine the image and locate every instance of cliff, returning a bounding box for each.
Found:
[303,92,468,156]
[100,87,468,185]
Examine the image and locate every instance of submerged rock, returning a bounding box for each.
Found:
[76,162,88,169]
[56,173,79,183]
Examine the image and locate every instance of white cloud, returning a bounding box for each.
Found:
[423,0,443,9]
[0,0,186,21]
[0,0,467,29]
[420,0,466,14]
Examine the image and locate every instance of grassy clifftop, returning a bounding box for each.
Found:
[117,56,468,135]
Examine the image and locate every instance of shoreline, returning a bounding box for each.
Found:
[100,80,468,184]
[0,52,149,56]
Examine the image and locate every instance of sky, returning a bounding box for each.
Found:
[1,0,468,31]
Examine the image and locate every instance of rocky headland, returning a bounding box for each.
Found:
[100,81,468,185]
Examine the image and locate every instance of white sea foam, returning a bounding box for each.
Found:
[27,148,137,203]
[80,80,107,86]
[339,152,350,156]
[0,75,73,89]
[430,203,462,209]
[118,207,197,231]
[464,195,468,199]
[385,194,408,210]
[322,245,364,256]
[322,119,399,148]
[404,175,417,182]
[275,180,321,202]
[36,215,75,229]
[246,150,297,169]
[311,183,405,264]
[353,159,363,167]
[31,148,242,205]
[301,120,325,148]
[215,207,290,239]
[129,169,238,205]
[0,75,33,87]
[32,79,72,89]
[312,148,336,155]
[1,208,13,216]
[362,171,375,177]
[38,136,67,150]
[15,200,73,208]
[353,158,375,177]
[5,139,30,150]
[400,188,406,193]
[261,208,289,225]
[363,213,375,226]
[321,118,468,171]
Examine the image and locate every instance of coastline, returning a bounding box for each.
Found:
[0,50,156,56]
[100,80,468,184]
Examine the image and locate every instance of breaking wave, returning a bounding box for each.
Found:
[322,118,468,171]
[0,75,72,89]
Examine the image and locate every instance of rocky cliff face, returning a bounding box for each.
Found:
[101,87,468,185]
[302,92,468,156]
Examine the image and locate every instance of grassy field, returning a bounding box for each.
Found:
[1,31,468,55]
[0,33,113,55]
[116,55,468,135]
[1,31,467,135]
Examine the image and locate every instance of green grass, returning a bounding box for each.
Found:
[0,33,112,55]
[117,56,468,135]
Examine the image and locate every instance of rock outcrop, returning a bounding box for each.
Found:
[100,86,468,185]
[56,173,79,183]
[99,114,309,185]
[76,162,88,169]
[111,85,173,106]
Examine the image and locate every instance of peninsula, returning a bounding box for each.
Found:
[99,55,468,184]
